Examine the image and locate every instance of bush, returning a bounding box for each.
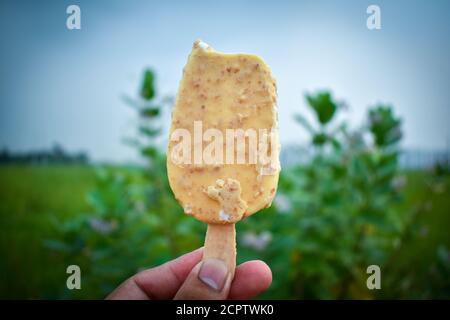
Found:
[244,92,403,298]
[47,72,405,299]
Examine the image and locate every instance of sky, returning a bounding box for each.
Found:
[0,0,449,162]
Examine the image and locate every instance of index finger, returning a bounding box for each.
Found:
[107,247,203,300]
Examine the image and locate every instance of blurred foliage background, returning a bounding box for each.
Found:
[0,69,449,299]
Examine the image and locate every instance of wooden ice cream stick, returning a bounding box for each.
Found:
[203,223,236,278]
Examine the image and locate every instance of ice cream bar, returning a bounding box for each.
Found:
[167,40,280,277]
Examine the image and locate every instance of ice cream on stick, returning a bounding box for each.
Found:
[167,40,280,278]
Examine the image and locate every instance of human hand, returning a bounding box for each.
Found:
[106,247,272,300]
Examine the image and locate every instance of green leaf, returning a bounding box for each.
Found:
[121,95,141,109]
[330,137,341,150]
[141,69,156,100]
[122,137,141,148]
[313,133,328,146]
[139,126,161,137]
[294,114,316,134]
[305,91,338,125]
[43,239,72,252]
[368,105,402,147]
[141,107,160,118]
[141,146,158,158]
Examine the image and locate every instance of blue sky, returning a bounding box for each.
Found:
[1,0,449,162]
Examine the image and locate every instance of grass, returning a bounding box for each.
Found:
[0,165,95,299]
[380,171,450,298]
[0,165,448,299]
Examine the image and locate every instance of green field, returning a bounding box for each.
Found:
[0,165,95,298]
[0,165,449,299]
[380,171,450,298]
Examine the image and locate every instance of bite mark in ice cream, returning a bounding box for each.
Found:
[206,178,248,223]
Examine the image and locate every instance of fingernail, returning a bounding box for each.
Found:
[198,258,228,291]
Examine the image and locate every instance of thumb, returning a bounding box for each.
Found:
[174,258,232,300]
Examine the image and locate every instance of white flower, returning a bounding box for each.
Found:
[89,218,118,235]
[241,231,272,251]
[391,176,407,191]
[135,201,146,212]
[274,193,292,213]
